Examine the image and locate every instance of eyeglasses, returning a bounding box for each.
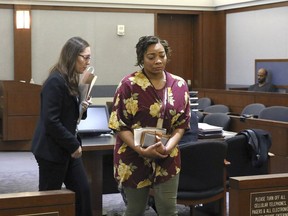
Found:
[79,54,91,61]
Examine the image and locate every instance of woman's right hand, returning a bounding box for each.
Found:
[71,146,82,158]
[139,143,167,159]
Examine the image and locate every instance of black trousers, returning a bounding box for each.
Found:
[35,156,92,216]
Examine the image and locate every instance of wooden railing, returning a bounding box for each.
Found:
[0,190,75,216]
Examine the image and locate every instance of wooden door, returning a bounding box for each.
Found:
[156,14,194,86]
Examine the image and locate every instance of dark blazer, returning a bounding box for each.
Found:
[238,129,272,168]
[32,71,81,163]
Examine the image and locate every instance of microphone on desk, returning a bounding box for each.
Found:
[240,114,258,122]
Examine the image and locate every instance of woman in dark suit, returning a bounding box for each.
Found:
[31,37,92,216]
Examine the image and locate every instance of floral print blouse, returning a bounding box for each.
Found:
[109,70,191,188]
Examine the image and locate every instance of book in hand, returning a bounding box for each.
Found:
[134,127,170,147]
[78,66,97,123]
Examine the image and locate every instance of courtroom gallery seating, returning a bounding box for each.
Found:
[241,103,266,118]
[177,140,227,216]
[203,113,231,131]
[258,105,288,122]
[203,104,230,114]
[197,97,212,111]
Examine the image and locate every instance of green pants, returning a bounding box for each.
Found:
[123,174,179,216]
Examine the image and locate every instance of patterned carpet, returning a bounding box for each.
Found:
[0,152,227,216]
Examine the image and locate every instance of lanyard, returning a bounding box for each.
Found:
[142,70,167,128]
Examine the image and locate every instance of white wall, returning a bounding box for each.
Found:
[0,9,14,80]
[31,10,154,85]
[2,3,288,87]
[226,6,288,87]
[0,0,285,10]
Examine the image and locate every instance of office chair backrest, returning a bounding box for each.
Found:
[258,106,288,122]
[179,111,198,145]
[203,113,231,130]
[203,104,230,114]
[106,101,113,115]
[241,103,266,117]
[197,97,212,111]
[225,133,270,178]
[195,111,204,122]
[178,141,227,192]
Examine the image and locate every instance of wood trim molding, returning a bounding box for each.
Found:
[13,5,31,82]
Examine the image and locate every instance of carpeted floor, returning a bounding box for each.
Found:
[0,152,228,216]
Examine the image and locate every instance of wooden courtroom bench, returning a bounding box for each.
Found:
[0,80,41,151]
[0,190,75,216]
[228,115,288,174]
[229,173,288,216]
[196,88,288,174]
[196,88,288,114]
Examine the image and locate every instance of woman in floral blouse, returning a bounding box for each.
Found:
[109,35,190,216]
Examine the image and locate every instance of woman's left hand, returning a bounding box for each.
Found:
[81,97,92,112]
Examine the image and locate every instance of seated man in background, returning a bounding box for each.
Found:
[248,68,277,92]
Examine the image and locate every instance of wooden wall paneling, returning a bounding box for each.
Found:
[0,81,41,141]
[201,11,226,89]
[156,13,194,83]
[7,91,40,115]
[13,5,32,82]
[197,88,288,114]
[269,155,288,174]
[199,89,254,113]
[214,11,226,88]
[256,94,288,107]
[0,140,32,151]
[191,14,202,89]
[7,116,39,140]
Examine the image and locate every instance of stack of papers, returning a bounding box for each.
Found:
[198,123,223,139]
[78,66,97,123]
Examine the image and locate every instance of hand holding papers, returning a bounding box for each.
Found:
[79,66,97,101]
[78,66,97,123]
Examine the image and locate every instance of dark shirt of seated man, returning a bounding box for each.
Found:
[248,68,277,92]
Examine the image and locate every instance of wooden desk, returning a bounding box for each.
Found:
[81,134,115,216]
[228,115,288,174]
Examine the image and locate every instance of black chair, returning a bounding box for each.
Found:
[195,111,204,122]
[225,131,271,181]
[197,97,212,111]
[106,101,113,115]
[203,104,229,114]
[177,141,227,216]
[241,103,266,118]
[258,106,288,122]
[179,110,199,145]
[203,113,231,131]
